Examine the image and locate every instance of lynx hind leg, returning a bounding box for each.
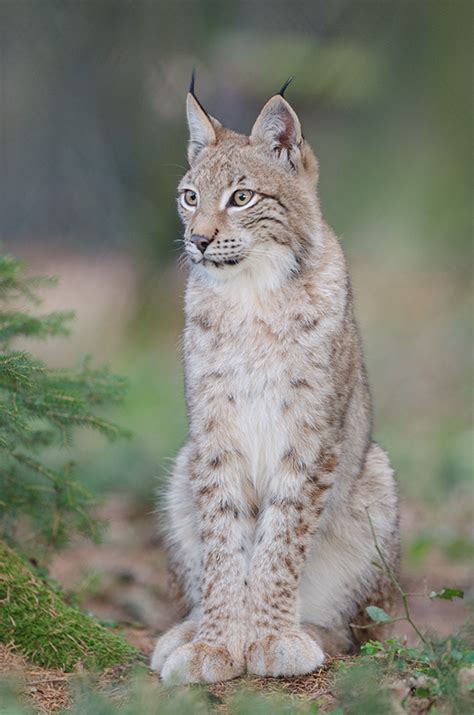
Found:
[302,622,357,656]
[349,572,397,648]
[299,442,399,655]
[349,442,400,647]
[151,446,202,674]
[162,445,203,613]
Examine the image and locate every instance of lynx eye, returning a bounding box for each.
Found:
[183,190,198,207]
[230,189,254,207]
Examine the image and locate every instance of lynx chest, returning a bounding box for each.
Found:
[185,308,327,495]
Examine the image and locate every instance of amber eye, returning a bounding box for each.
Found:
[230,189,254,207]
[183,190,198,207]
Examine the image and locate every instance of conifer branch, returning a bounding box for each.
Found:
[0,253,129,555]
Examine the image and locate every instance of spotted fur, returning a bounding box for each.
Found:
[151,87,399,684]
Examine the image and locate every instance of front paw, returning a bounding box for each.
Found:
[150,621,197,674]
[160,641,245,684]
[246,630,325,677]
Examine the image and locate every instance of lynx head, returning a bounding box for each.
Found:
[178,77,321,285]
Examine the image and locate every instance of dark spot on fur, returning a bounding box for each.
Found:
[282,446,306,473]
[294,314,319,331]
[316,448,339,474]
[279,585,293,599]
[192,313,213,331]
[321,454,339,473]
[269,232,290,246]
[219,500,234,513]
[205,370,225,380]
[203,579,216,600]
[249,502,259,519]
[197,484,216,499]
[290,377,311,389]
[205,418,216,432]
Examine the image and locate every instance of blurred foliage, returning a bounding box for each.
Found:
[337,640,473,713]
[0,670,326,715]
[408,530,474,568]
[1,0,471,262]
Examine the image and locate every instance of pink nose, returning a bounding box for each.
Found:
[191,234,213,254]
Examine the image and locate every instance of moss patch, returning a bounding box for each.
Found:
[0,541,138,671]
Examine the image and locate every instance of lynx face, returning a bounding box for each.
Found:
[177,89,321,281]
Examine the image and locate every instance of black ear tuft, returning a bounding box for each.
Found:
[186,75,223,166]
[279,76,295,98]
[189,68,196,97]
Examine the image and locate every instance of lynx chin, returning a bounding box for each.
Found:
[151,79,399,684]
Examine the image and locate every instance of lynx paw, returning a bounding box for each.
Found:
[246,630,325,677]
[160,641,244,684]
[150,621,197,674]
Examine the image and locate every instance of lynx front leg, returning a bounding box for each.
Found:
[151,620,197,673]
[161,448,253,684]
[246,458,335,677]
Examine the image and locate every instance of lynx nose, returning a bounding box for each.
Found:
[191,234,213,254]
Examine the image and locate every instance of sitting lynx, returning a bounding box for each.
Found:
[151,77,399,684]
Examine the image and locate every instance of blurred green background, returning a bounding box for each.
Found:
[1,0,472,628]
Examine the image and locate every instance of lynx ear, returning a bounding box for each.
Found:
[250,95,303,170]
[186,77,222,165]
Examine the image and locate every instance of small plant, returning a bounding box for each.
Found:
[351,510,464,643]
[342,508,474,712]
[361,630,474,694]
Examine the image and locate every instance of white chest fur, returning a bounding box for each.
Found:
[222,331,291,498]
[185,282,329,500]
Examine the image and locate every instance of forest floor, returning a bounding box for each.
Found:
[1,494,471,714]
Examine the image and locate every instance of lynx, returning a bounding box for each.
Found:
[151,78,399,684]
